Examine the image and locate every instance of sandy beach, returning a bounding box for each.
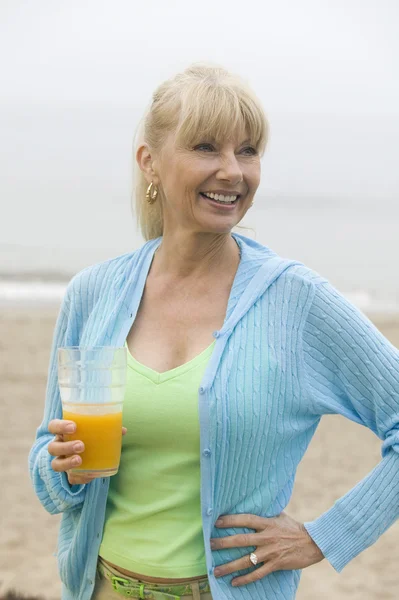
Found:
[1,307,398,600]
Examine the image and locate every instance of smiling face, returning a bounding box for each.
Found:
[139,129,261,235]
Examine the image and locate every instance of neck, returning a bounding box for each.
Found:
[150,232,240,280]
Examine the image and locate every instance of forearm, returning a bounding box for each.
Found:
[303,448,399,572]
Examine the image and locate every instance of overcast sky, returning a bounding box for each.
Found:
[1,0,398,264]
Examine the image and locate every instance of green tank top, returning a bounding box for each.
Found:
[99,339,216,578]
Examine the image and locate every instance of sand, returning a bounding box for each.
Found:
[1,307,398,600]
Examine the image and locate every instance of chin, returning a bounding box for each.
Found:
[201,222,237,235]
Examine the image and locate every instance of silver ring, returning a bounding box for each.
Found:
[249,552,258,566]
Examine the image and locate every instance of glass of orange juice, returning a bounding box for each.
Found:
[57,346,127,477]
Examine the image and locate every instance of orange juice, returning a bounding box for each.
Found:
[63,408,123,475]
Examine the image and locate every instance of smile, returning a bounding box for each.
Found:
[200,192,240,206]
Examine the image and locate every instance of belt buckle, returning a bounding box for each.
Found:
[110,577,157,599]
[111,575,131,592]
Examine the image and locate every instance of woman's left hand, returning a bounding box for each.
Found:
[210,511,324,587]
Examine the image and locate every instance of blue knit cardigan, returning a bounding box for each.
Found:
[29,233,399,600]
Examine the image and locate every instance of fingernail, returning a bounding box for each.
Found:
[73,442,84,452]
[72,456,81,466]
[215,518,223,526]
[210,540,216,549]
[65,423,76,433]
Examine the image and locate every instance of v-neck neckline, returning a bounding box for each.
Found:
[125,339,216,384]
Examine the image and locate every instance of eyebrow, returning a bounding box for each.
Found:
[204,137,253,145]
[233,138,254,146]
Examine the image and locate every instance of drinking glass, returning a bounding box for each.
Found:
[57,346,127,477]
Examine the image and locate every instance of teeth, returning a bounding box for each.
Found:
[202,192,238,203]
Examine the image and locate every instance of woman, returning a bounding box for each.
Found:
[29,64,399,600]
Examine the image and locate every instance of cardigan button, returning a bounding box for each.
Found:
[213,331,220,338]
[203,448,211,457]
[207,507,213,515]
[199,386,206,394]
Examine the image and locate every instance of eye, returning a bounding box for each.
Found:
[194,143,215,152]
[193,143,257,155]
[241,146,258,156]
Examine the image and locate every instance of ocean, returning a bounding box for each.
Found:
[1,195,398,313]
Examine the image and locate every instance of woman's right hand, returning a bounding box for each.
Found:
[48,419,127,486]
[48,419,94,485]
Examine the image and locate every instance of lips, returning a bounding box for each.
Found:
[199,192,239,205]
[199,192,240,210]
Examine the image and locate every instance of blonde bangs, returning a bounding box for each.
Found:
[175,80,268,155]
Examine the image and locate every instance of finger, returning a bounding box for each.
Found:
[214,554,258,578]
[67,472,97,485]
[231,561,276,587]
[211,533,259,550]
[122,427,127,435]
[48,419,77,436]
[216,514,266,531]
[51,454,82,473]
[48,440,85,457]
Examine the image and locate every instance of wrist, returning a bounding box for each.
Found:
[301,523,325,564]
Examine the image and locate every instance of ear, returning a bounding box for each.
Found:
[136,144,159,186]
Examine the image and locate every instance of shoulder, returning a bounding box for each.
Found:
[282,264,356,320]
[235,232,329,292]
[64,240,156,305]
[282,263,328,288]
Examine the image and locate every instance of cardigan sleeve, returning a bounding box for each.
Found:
[301,280,399,572]
[28,275,88,514]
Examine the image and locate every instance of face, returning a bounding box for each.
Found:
[138,130,261,235]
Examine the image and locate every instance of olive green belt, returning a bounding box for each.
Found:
[97,558,211,599]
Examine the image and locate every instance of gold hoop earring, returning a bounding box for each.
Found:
[146,182,158,204]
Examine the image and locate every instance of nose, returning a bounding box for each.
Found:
[216,152,243,185]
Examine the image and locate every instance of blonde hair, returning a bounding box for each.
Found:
[133,63,269,241]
